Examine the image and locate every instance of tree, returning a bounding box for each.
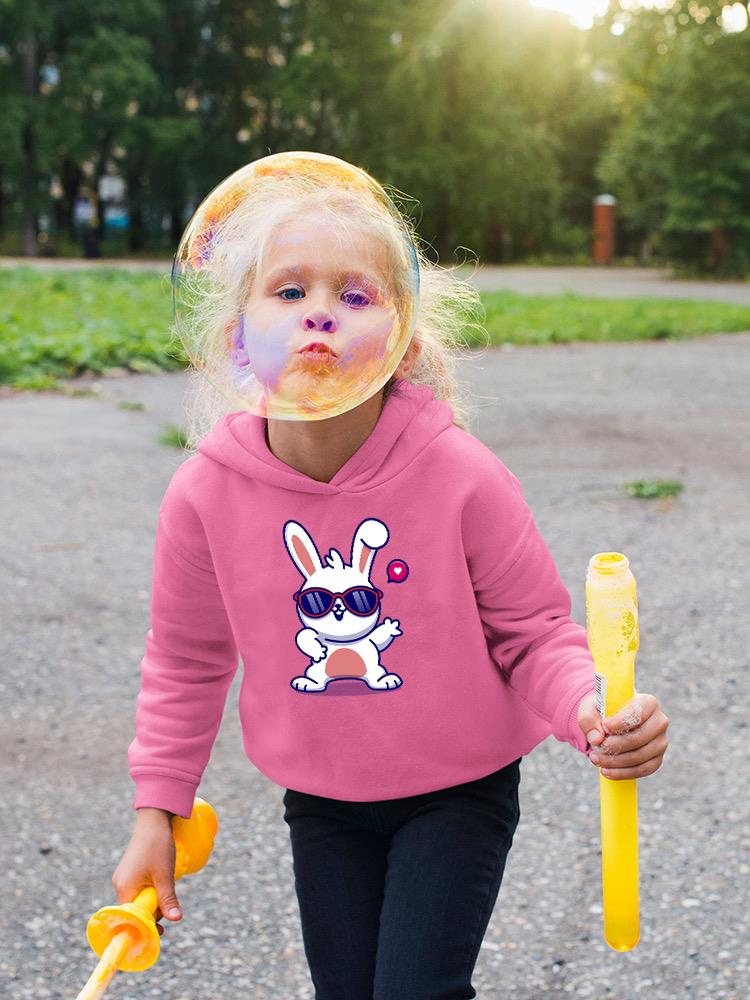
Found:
[592,0,750,272]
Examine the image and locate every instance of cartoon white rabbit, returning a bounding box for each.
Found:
[283,518,403,692]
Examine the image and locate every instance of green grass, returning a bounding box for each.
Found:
[0,267,185,389]
[621,479,684,499]
[1,267,748,390]
[158,423,190,449]
[474,290,750,347]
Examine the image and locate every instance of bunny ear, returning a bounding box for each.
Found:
[350,519,389,579]
[284,521,324,581]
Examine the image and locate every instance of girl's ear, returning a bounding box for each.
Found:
[395,338,421,379]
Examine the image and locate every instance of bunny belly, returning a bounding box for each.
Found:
[324,646,367,678]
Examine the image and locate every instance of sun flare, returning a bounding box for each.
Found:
[530,0,748,33]
[529,0,612,30]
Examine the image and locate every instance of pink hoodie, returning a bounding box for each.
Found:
[128,378,597,818]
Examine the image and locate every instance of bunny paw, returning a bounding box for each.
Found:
[291,676,326,691]
[382,618,402,637]
[370,672,403,690]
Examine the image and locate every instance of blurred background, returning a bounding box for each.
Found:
[2,0,750,274]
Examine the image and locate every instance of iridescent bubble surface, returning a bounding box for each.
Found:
[172,151,419,420]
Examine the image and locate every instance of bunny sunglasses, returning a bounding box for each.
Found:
[293,585,383,618]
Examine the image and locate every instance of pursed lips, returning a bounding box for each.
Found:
[298,342,338,357]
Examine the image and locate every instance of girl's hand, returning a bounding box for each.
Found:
[578,691,670,779]
[111,809,183,937]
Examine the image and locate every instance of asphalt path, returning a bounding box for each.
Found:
[2,332,748,998]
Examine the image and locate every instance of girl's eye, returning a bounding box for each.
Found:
[275,284,373,307]
[341,289,371,308]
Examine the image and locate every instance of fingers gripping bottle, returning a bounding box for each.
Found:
[585,552,640,952]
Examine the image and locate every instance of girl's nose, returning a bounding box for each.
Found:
[302,306,337,333]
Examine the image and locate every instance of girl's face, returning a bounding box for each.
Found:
[239,215,399,409]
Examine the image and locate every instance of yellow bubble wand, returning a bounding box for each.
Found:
[76,798,218,999]
[585,552,640,952]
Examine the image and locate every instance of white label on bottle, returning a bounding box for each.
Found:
[594,672,607,718]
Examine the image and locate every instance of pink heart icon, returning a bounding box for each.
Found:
[386,560,409,584]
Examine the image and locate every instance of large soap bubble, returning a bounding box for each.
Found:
[171,151,420,420]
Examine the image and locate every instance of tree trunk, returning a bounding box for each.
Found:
[21,17,39,256]
[61,156,83,242]
[126,159,146,252]
[171,206,183,247]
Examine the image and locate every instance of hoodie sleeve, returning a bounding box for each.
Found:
[461,453,596,757]
[127,482,240,819]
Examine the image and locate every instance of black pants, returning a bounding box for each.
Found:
[282,758,522,1000]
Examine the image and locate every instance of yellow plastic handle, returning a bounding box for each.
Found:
[79,796,218,997]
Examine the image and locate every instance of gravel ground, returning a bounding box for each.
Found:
[1,333,748,999]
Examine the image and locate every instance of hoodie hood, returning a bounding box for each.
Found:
[197,378,456,495]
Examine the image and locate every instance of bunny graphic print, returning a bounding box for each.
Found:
[283,518,404,692]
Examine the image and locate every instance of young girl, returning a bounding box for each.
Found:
[113,152,669,999]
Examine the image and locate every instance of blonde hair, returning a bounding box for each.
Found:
[172,166,488,451]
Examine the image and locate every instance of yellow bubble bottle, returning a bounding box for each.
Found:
[585,552,640,952]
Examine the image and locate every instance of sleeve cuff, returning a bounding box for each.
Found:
[132,773,198,819]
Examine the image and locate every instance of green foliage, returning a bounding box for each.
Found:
[0,0,619,265]
[593,1,750,274]
[2,0,749,272]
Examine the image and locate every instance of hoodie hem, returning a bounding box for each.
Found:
[244,748,528,802]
